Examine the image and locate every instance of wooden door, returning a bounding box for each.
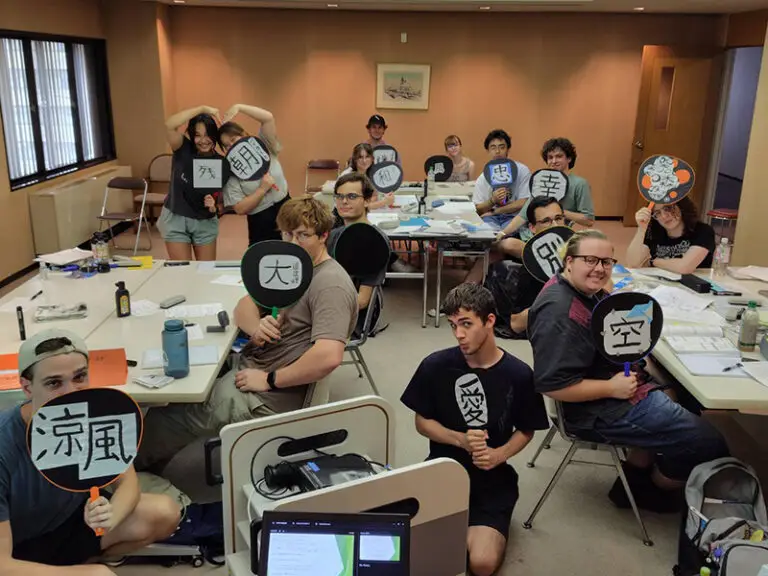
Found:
[623,46,724,225]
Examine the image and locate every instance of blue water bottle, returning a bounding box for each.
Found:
[162,319,189,378]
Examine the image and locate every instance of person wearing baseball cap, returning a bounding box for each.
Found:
[365,114,388,147]
[0,329,180,573]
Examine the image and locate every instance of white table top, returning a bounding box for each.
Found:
[90,263,245,404]
[642,270,768,413]
[0,266,161,355]
[371,202,496,242]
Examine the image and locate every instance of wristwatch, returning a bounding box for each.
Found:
[267,371,278,390]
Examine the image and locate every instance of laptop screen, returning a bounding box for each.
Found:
[260,510,410,576]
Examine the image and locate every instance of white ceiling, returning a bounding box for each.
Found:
[151,0,768,14]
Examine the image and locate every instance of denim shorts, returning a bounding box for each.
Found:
[481,212,516,231]
[158,207,218,246]
[588,391,729,481]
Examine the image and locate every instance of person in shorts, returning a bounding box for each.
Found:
[0,330,180,574]
[401,284,548,576]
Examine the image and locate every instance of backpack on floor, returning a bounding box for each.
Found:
[674,457,768,576]
[483,260,526,340]
[162,502,225,566]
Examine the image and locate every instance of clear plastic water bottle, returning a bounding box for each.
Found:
[162,319,189,378]
[712,237,730,278]
[738,301,760,352]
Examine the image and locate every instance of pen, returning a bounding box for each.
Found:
[30,290,43,301]
[723,363,743,373]
[16,306,26,341]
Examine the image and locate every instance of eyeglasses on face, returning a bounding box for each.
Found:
[334,193,363,202]
[572,255,617,269]
[652,205,677,220]
[281,230,316,242]
[535,215,566,226]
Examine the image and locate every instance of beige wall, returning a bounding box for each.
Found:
[101,0,169,180]
[0,0,104,281]
[732,26,768,265]
[726,9,768,47]
[168,8,722,217]
[157,3,177,117]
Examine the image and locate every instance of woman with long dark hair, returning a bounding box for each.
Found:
[340,143,394,210]
[626,197,715,274]
[160,106,226,261]
[218,104,289,246]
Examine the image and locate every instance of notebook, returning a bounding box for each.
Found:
[663,324,725,338]
[676,353,748,377]
[664,336,737,354]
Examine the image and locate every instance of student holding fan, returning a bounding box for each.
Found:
[219,104,290,246]
[340,143,395,210]
[0,330,179,573]
[528,230,728,512]
[160,106,226,261]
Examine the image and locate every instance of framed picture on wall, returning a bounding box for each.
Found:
[376,64,431,110]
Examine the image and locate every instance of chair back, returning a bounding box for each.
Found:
[148,154,172,183]
[553,399,578,441]
[101,177,148,217]
[305,159,340,192]
[302,378,331,409]
[348,285,383,348]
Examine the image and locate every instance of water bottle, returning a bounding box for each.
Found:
[712,237,730,278]
[162,319,189,378]
[738,301,760,352]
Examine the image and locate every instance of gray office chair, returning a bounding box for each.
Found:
[342,285,383,396]
[522,400,653,546]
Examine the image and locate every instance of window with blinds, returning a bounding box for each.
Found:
[0,32,114,190]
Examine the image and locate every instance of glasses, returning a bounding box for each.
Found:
[572,255,617,269]
[446,143,459,150]
[652,205,676,220]
[281,230,316,242]
[334,193,363,203]
[535,215,566,226]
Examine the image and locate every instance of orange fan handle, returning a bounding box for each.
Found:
[90,486,104,536]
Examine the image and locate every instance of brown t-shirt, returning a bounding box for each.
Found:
[241,258,358,412]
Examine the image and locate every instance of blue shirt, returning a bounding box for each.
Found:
[0,405,86,544]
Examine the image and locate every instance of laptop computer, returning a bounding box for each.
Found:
[258,510,410,575]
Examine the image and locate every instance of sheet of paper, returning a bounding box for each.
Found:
[165,303,224,319]
[664,336,737,354]
[650,285,714,314]
[0,297,37,313]
[131,299,160,317]
[676,353,747,377]
[210,274,243,287]
[36,247,93,266]
[424,220,465,235]
[735,266,768,283]
[392,194,418,207]
[368,213,400,226]
[197,262,216,273]
[266,532,350,576]
[663,323,724,337]
[661,309,725,327]
[186,324,204,341]
[629,268,682,281]
[741,362,768,387]
[130,256,153,270]
[189,345,219,366]
[434,202,475,216]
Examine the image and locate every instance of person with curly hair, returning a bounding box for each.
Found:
[626,196,715,273]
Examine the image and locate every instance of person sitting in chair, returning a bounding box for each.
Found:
[402,284,548,576]
[328,172,391,338]
[528,229,729,512]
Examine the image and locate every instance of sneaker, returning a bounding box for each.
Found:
[390,259,418,273]
[608,463,683,514]
[427,309,446,318]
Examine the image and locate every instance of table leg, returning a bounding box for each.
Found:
[482,248,490,283]
[421,241,430,328]
[436,245,444,328]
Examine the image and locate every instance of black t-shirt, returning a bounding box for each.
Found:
[528,275,633,430]
[165,138,228,220]
[401,347,548,487]
[645,221,716,268]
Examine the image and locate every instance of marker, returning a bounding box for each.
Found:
[30,290,43,301]
[16,306,26,341]
[164,261,190,267]
[722,363,743,373]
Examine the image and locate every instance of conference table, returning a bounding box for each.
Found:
[0,261,245,406]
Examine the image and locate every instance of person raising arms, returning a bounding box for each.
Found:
[218,104,289,246]
[626,197,715,274]
[160,106,226,261]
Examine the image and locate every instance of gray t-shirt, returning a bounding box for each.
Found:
[0,405,86,544]
[222,157,289,216]
[241,258,358,413]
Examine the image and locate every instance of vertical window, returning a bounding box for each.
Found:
[0,32,114,189]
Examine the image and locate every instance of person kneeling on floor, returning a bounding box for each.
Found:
[401,284,549,576]
[0,330,180,575]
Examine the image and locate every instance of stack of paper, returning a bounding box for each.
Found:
[742,362,768,388]
[664,336,737,354]
[731,266,768,283]
[392,195,418,208]
[368,213,400,227]
[36,247,93,266]
[663,324,724,337]
[630,268,682,281]
[650,285,715,323]
[676,353,748,377]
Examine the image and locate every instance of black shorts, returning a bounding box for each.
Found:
[467,466,519,539]
[13,496,104,565]
[246,196,287,246]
